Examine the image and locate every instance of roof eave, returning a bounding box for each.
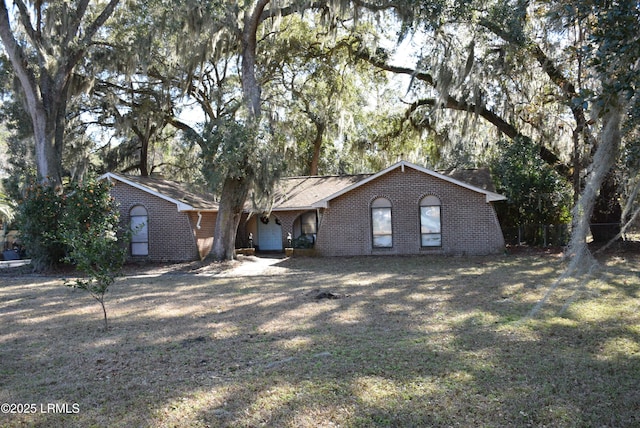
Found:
[182,208,219,212]
[486,193,508,203]
[272,205,321,211]
[176,203,196,212]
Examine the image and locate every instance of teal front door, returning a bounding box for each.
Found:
[258,215,283,251]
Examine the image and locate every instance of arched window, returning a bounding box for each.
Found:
[130,205,149,256]
[420,195,441,247]
[371,197,392,248]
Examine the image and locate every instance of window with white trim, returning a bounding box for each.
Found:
[130,205,149,256]
[420,195,441,247]
[371,197,392,248]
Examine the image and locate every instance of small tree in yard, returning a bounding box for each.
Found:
[59,177,127,331]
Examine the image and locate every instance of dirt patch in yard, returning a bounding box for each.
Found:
[120,254,288,277]
[0,254,285,278]
[1,252,639,427]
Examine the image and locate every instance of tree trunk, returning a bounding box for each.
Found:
[33,104,64,185]
[211,0,270,261]
[309,121,325,176]
[139,132,150,177]
[241,0,270,118]
[211,175,250,260]
[567,99,622,257]
[528,101,623,318]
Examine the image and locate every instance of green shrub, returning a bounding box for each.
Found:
[491,138,572,229]
[15,181,66,270]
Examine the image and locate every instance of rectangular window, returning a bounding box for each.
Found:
[372,207,392,248]
[420,206,441,247]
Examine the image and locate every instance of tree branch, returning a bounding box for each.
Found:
[478,17,595,150]
[405,97,564,169]
[13,0,41,49]
[65,0,91,47]
[352,41,566,170]
[259,0,397,23]
[166,117,206,148]
[80,0,120,47]
[260,1,327,24]
[350,40,435,86]
[0,2,41,114]
[63,0,120,79]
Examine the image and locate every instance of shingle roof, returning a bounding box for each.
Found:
[441,167,497,192]
[100,172,219,211]
[270,174,372,210]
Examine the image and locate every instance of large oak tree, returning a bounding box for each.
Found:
[0,0,121,185]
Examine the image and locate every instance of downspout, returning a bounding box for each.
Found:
[196,211,202,230]
[315,208,324,250]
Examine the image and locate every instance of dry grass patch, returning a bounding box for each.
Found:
[1,253,639,427]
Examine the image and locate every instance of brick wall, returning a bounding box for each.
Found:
[187,212,217,259]
[314,168,505,256]
[277,211,309,247]
[111,182,200,262]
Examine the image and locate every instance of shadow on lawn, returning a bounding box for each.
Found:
[1,254,638,427]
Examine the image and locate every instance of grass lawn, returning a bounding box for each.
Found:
[1,252,639,427]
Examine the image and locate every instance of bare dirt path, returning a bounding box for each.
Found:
[217,254,289,277]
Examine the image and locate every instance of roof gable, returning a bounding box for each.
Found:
[100,172,219,212]
[311,161,506,207]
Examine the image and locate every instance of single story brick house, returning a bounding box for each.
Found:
[102,160,506,261]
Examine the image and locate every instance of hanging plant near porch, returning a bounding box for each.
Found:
[260,216,269,224]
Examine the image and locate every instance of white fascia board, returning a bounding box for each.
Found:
[310,160,507,206]
[270,206,317,212]
[99,172,195,212]
[483,191,508,202]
